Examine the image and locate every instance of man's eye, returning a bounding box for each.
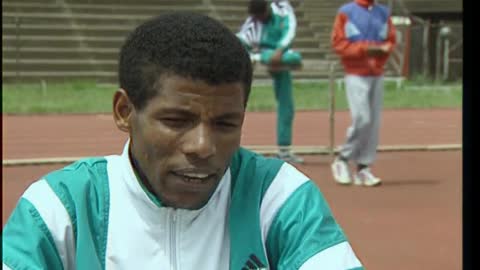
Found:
[215,121,238,129]
[161,118,190,128]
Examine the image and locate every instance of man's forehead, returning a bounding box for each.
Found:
[142,74,246,112]
[154,74,245,95]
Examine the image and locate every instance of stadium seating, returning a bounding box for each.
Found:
[4,0,459,83]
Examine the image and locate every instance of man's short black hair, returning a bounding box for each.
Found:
[119,12,252,110]
[248,0,269,16]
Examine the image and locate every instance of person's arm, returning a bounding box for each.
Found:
[380,17,397,54]
[268,2,297,64]
[237,16,259,52]
[3,180,75,270]
[265,177,364,269]
[331,12,370,59]
[365,16,397,57]
[274,1,297,51]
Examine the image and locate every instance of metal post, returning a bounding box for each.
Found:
[442,32,450,81]
[422,20,430,78]
[435,23,443,82]
[328,61,337,156]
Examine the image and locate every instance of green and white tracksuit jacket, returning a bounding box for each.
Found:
[237,1,302,66]
[2,142,363,270]
[238,0,296,50]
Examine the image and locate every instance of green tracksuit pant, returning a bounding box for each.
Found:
[270,70,294,146]
[260,49,302,66]
[260,48,301,147]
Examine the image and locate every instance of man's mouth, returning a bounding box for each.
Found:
[171,170,217,186]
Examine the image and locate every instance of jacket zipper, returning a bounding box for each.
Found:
[170,209,177,270]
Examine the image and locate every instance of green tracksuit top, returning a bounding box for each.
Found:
[259,7,294,51]
[237,5,295,52]
[237,5,302,66]
[2,141,364,270]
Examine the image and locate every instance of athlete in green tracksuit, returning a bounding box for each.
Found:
[237,0,303,163]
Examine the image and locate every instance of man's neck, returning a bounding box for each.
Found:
[129,149,154,194]
[355,0,375,7]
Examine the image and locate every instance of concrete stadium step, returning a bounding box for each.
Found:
[3,35,126,48]
[252,59,340,72]
[2,12,211,25]
[2,23,322,40]
[3,46,119,60]
[3,0,202,5]
[3,20,260,39]
[2,55,336,72]
[2,31,324,54]
[3,4,210,17]
[306,22,336,31]
[223,24,318,39]
[401,0,462,13]
[211,0,303,9]
[2,0,401,82]
[220,16,314,28]
[223,22,315,34]
[2,71,341,83]
[2,70,340,83]
[3,59,117,72]
[291,38,320,48]
[2,71,117,83]
[307,21,337,29]
[252,70,342,80]
[295,30,323,38]
[3,59,343,76]
[2,23,135,37]
[294,48,328,58]
[2,3,208,15]
[302,1,344,7]
[303,16,337,23]
[213,6,305,18]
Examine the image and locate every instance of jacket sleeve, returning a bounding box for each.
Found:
[3,179,76,270]
[236,16,256,51]
[276,3,297,51]
[3,198,65,270]
[331,12,370,59]
[266,181,364,269]
[381,17,397,54]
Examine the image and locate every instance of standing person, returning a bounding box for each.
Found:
[330,0,396,186]
[2,12,364,269]
[237,0,304,164]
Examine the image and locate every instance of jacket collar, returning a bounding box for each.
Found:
[120,139,231,221]
[355,0,375,8]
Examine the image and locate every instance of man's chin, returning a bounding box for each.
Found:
[160,192,211,210]
[166,199,209,210]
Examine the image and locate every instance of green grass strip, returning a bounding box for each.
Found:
[2,80,462,114]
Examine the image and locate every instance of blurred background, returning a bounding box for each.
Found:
[2,0,462,84]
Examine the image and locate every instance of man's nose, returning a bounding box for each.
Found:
[181,123,216,159]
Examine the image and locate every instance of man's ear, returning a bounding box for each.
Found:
[113,89,134,133]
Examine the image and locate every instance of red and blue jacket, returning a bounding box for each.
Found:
[331,0,396,76]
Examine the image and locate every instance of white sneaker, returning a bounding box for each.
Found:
[354,168,382,187]
[331,158,352,185]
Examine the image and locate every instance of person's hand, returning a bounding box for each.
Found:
[366,44,390,56]
[270,49,283,64]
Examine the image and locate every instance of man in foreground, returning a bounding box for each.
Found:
[3,12,364,269]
